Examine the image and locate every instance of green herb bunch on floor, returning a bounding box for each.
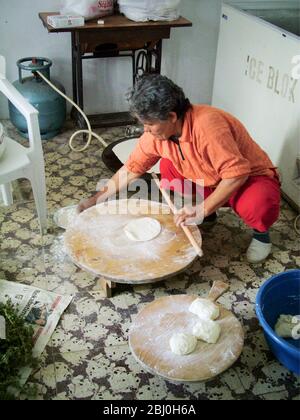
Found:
[0,300,38,400]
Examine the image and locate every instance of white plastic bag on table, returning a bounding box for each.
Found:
[118,0,181,22]
[61,0,114,21]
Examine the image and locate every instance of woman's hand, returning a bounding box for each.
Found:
[174,205,204,227]
[78,194,98,213]
[77,166,142,214]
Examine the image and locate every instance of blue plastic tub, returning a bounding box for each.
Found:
[256,269,300,375]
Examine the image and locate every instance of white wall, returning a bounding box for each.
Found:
[163,0,222,105]
[0,0,293,119]
[0,0,221,118]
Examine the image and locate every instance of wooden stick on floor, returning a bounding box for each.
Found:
[152,173,203,257]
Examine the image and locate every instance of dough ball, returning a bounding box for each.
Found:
[192,319,221,344]
[189,298,219,320]
[275,314,298,339]
[124,217,161,242]
[169,333,197,355]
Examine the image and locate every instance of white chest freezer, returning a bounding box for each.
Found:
[212,1,300,210]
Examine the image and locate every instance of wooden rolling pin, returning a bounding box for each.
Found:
[152,173,203,257]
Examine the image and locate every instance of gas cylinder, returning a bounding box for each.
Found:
[9,57,66,139]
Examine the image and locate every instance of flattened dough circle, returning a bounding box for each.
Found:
[124,217,161,242]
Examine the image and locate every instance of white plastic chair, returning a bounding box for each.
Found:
[0,55,47,234]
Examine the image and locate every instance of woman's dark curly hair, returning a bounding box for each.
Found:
[127,74,191,121]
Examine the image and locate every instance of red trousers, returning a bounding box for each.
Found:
[160,158,281,232]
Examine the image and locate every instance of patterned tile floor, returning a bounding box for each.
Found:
[0,120,299,400]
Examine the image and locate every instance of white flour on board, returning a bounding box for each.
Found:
[129,295,244,381]
[64,200,200,282]
[70,213,176,261]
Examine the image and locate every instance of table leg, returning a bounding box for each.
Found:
[71,32,78,105]
[70,32,78,122]
[135,50,150,80]
[147,39,162,74]
[132,51,136,86]
[76,42,84,112]
[71,31,86,128]
[98,278,116,298]
[134,40,163,81]
[155,39,162,74]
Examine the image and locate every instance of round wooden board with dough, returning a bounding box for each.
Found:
[129,295,244,382]
[64,199,201,284]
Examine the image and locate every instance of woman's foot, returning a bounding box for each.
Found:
[247,230,272,263]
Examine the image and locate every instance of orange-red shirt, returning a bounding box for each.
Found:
[125,105,277,187]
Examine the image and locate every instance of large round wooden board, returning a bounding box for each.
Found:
[129,295,244,382]
[64,199,201,283]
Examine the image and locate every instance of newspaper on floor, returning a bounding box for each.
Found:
[0,279,72,385]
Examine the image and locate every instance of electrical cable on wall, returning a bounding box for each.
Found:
[36,70,108,152]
